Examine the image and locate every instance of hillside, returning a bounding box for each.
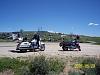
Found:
[0,31,100,44]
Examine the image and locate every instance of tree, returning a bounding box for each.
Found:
[19,29,24,37]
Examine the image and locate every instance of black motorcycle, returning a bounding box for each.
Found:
[59,40,81,51]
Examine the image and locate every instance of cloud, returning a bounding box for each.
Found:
[94,24,99,26]
[48,30,59,33]
[48,30,55,33]
[88,22,99,26]
[88,23,94,26]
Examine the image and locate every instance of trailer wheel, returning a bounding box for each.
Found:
[40,44,45,51]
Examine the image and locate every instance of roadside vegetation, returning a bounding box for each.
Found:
[0,56,65,75]
[69,57,100,75]
[0,56,100,75]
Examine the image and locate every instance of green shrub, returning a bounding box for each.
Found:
[75,57,100,75]
[29,55,49,75]
[29,56,65,75]
[15,66,31,75]
[0,57,18,71]
[0,56,65,75]
[49,58,65,74]
[68,71,81,75]
[81,58,96,75]
[0,57,28,75]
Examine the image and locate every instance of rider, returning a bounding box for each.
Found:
[71,35,80,46]
[73,35,80,46]
[76,35,80,43]
[76,35,80,41]
[32,32,40,48]
[22,37,27,42]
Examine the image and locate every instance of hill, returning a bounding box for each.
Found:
[0,31,100,44]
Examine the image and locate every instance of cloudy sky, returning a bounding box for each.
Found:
[0,0,100,36]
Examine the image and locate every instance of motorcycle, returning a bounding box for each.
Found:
[59,40,81,51]
[16,39,45,52]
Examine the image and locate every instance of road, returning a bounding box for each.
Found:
[0,42,100,58]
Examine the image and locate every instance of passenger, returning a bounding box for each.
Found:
[32,33,40,48]
[22,37,27,42]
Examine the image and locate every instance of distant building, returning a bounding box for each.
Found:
[61,34,66,37]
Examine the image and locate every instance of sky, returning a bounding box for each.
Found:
[0,0,100,36]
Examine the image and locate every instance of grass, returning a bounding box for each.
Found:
[69,57,100,75]
[68,71,81,75]
[80,57,96,75]
[0,56,100,75]
[29,55,65,75]
[0,56,65,75]
[29,55,49,75]
[48,58,65,73]
[0,57,29,75]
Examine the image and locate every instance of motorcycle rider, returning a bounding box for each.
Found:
[22,37,27,42]
[32,32,40,48]
[76,35,80,40]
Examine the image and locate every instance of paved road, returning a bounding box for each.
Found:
[0,42,100,58]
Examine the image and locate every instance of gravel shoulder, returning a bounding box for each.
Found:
[0,42,100,58]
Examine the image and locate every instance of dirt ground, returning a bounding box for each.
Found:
[0,42,100,58]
